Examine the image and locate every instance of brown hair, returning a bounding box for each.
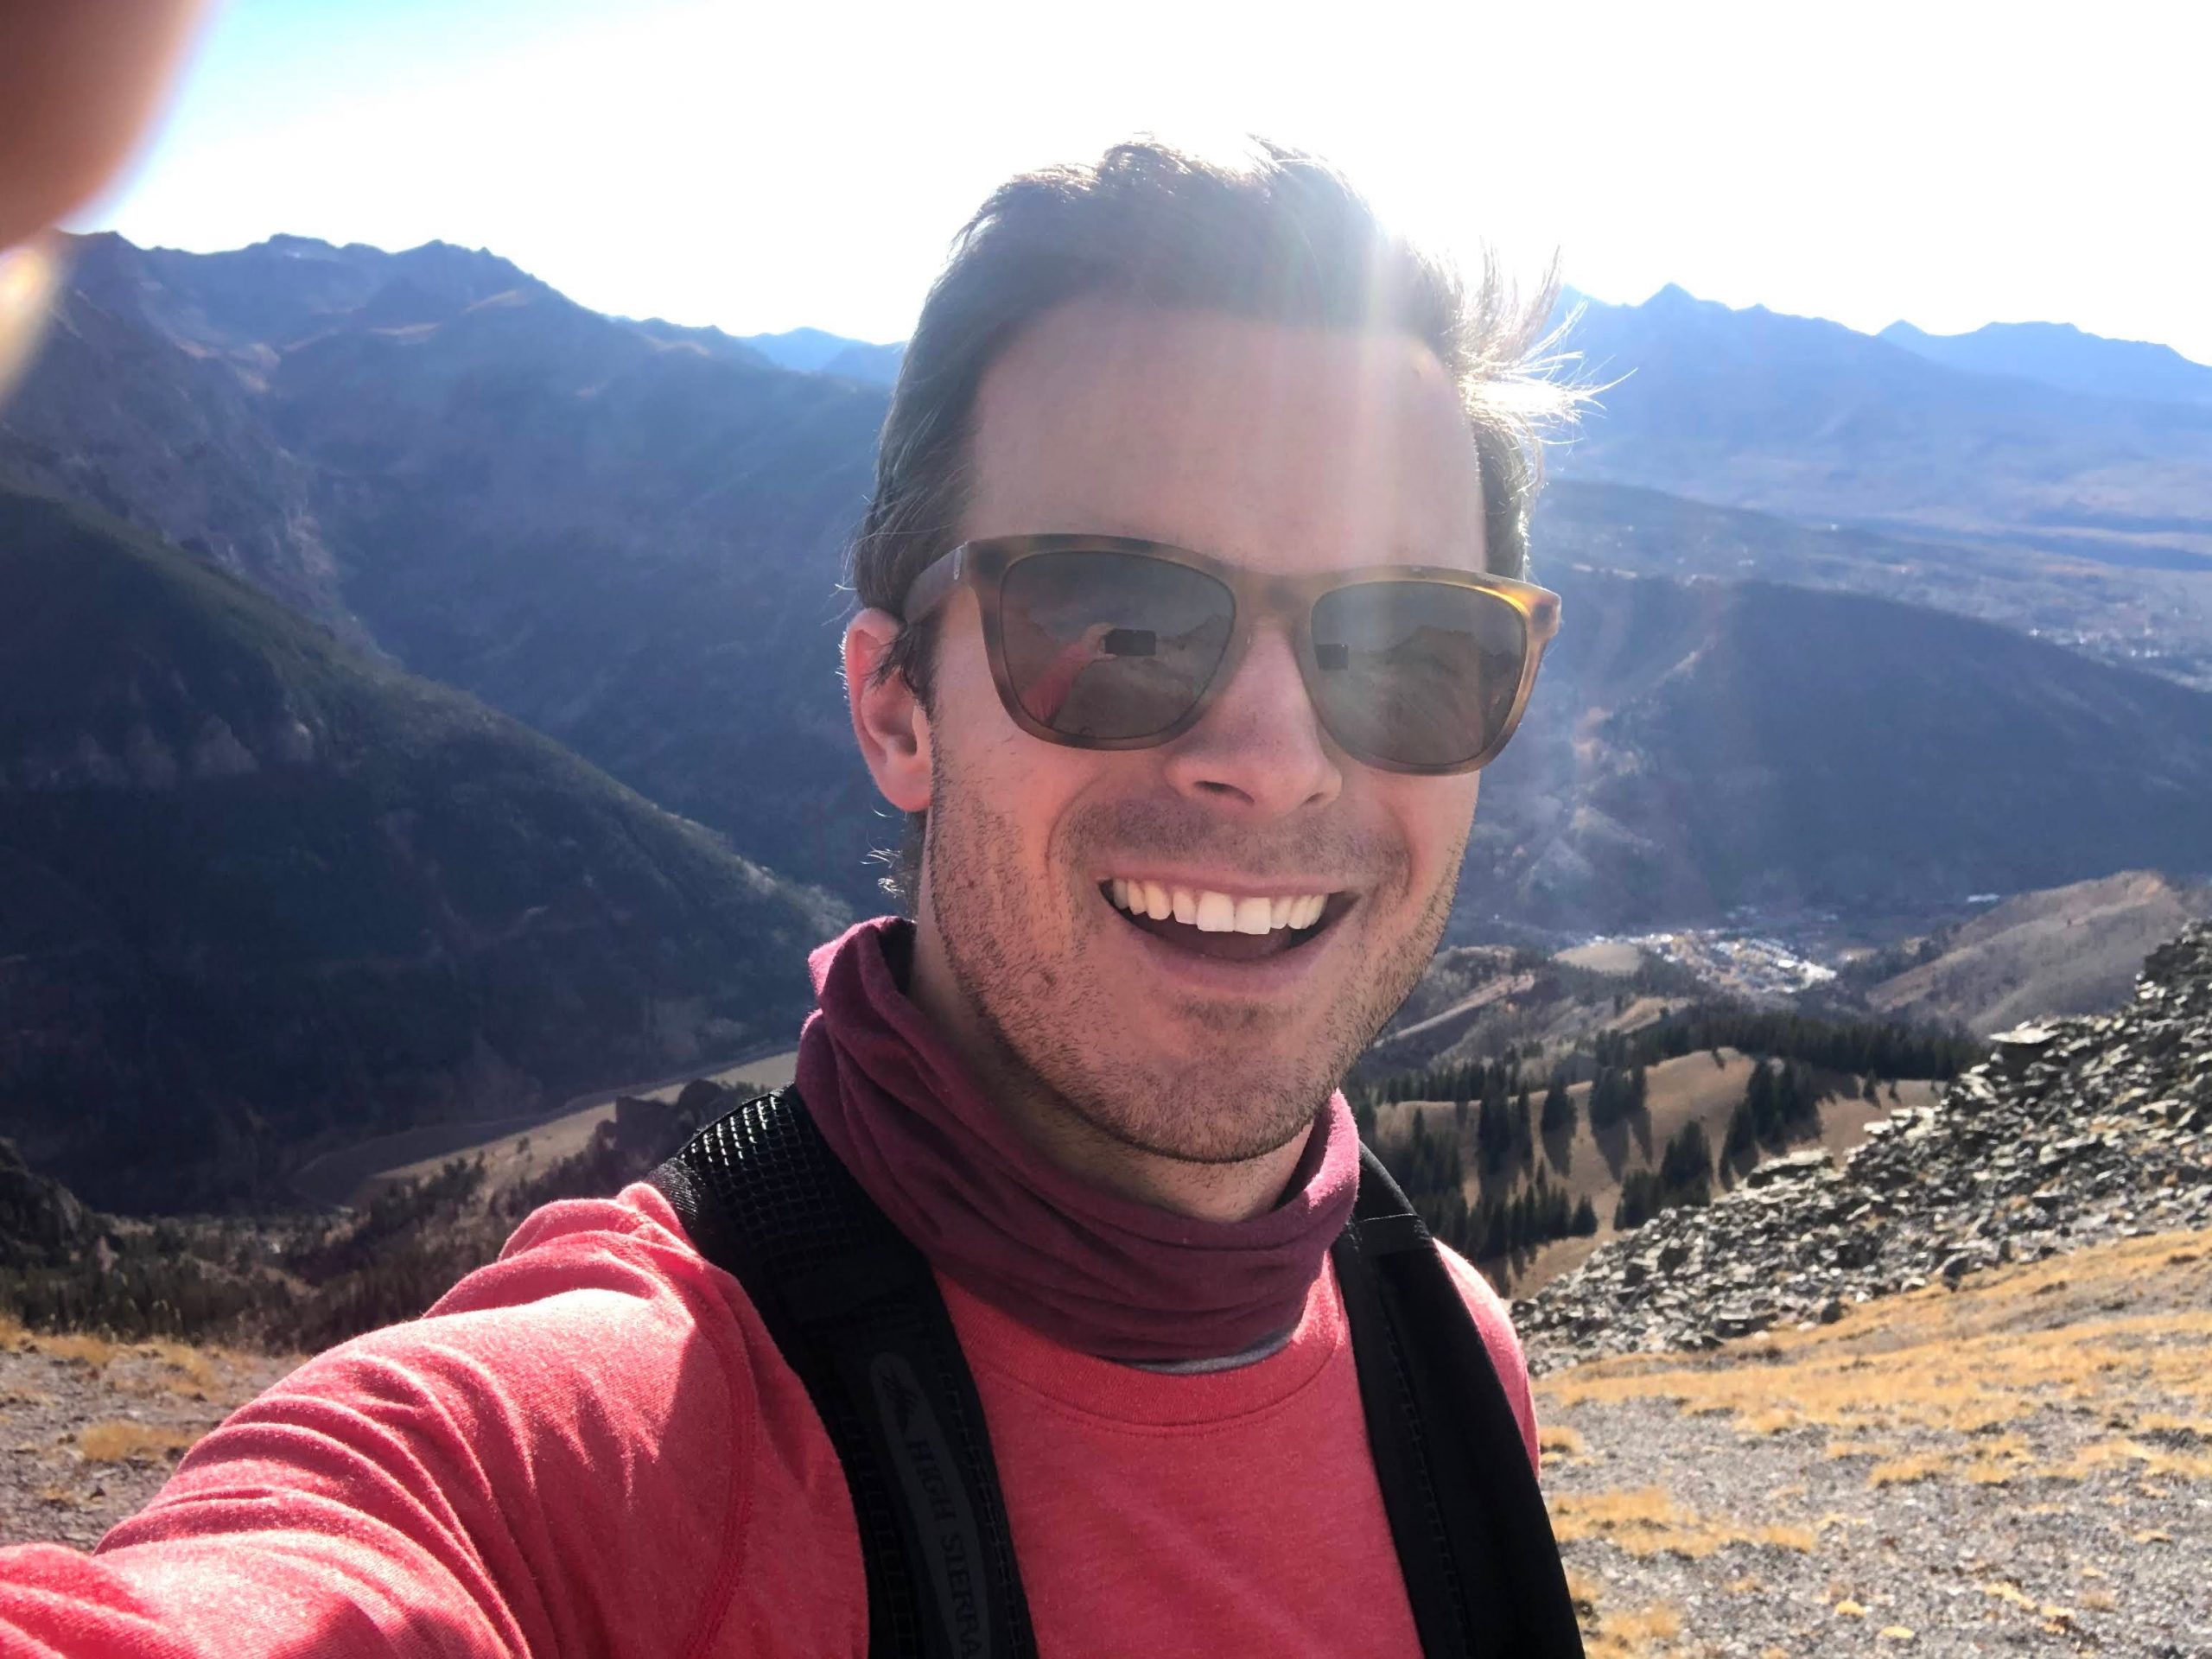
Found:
[850,138,1576,899]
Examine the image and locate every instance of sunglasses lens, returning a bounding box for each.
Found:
[1308,581,1529,769]
[1000,550,1235,741]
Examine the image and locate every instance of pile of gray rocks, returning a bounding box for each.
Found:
[1515,922,2212,1372]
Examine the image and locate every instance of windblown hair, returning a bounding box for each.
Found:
[849,138,1578,899]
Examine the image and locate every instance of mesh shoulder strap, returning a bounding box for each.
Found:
[1332,1144,1586,1658]
[651,1086,1039,1659]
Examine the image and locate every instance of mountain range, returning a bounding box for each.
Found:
[1557,284,2212,572]
[1879,318,2212,410]
[3,232,2207,1203]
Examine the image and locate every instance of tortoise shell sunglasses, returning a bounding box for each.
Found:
[900,534,1562,775]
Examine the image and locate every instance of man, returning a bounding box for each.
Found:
[0,141,1576,1655]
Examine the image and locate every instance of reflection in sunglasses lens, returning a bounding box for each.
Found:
[1001,552,1234,739]
[1309,582,1526,768]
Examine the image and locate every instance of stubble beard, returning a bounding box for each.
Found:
[923,747,1465,1168]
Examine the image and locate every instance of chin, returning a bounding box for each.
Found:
[1053,1044,1341,1166]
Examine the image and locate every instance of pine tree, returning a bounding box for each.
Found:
[1541,1072,1574,1135]
[1724,1096,1758,1160]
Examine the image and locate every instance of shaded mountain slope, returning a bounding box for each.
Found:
[1,232,892,897]
[0,487,843,1211]
[1464,569,2212,928]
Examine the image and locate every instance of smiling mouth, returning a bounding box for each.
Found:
[1099,878,1345,962]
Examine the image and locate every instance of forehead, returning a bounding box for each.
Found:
[962,300,1487,575]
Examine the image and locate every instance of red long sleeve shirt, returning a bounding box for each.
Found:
[0,1182,1539,1657]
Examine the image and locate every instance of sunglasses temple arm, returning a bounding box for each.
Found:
[898,544,965,625]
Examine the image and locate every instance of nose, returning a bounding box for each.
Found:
[1160,625,1343,819]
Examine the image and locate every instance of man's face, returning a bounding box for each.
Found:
[916,300,1489,1166]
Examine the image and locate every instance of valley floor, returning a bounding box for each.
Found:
[1538,1226,2212,1657]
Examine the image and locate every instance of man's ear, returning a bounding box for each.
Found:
[844,609,932,813]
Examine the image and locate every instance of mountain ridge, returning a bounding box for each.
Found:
[8,232,2209,931]
[1880,316,2212,409]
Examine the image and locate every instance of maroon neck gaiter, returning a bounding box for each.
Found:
[794,916,1360,1363]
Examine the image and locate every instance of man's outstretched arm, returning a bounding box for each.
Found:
[0,1189,772,1657]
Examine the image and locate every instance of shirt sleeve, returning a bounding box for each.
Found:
[0,1188,759,1658]
[1433,1243,1541,1480]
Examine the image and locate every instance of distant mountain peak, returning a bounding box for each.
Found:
[257,232,343,255]
[1878,316,2212,408]
[737,325,904,382]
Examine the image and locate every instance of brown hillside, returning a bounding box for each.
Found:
[1376,1052,1942,1295]
[1866,870,2212,1034]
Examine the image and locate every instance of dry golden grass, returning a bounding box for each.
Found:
[1734,1408,1798,1437]
[108,1341,231,1402]
[75,1421,201,1465]
[1539,1423,1588,1459]
[1552,1486,1815,1559]
[1539,1225,2212,1493]
[1822,1437,1897,1460]
[1866,1453,1946,1488]
[2050,1436,2212,1483]
[1565,1546,1691,1655]
[36,1334,120,1370]
[1583,1600,1684,1658]
[0,1314,270,1407]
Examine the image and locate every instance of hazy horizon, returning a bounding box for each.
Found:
[67,0,2212,362]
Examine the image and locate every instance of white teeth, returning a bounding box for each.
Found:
[1194,891,1237,932]
[1109,881,1332,934]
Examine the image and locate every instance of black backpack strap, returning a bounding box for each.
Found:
[1333,1145,1586,1658]
[651,1087,1039,1659]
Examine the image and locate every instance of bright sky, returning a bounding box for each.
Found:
[77,0,2212,363]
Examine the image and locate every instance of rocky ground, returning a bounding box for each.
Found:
[1526,922,2212,1656]
[0,1325,294,1550]
[1519,925,2212,1365]
[1541,1225,2211,1657]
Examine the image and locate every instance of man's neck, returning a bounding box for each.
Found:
[907,917,1312,1225]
